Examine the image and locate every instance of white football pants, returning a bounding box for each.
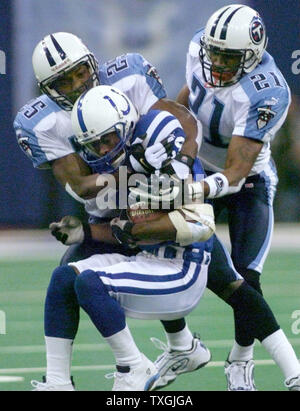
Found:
[69,250,209,320]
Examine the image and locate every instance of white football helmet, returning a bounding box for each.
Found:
[71,85,138,173]
[199,4,268,87]
[32,32,99,110]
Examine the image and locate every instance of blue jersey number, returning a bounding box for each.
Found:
[23,100,46,119]
[106,55,128,77]
[250,72,283,92]
[189,75,227,148]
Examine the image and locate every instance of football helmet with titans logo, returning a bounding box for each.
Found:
[199,4,268,87]
[32,32,99,110]
[71,85,138,174]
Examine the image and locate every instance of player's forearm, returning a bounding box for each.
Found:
[131,214,176,242]
[70,174,105,199]
[52,154,123,200]
[176,85,190,109]
[52,154,100,199]
[90,223,119,244]
[223,135,263,185]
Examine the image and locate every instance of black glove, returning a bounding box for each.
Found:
[110,211,137,248]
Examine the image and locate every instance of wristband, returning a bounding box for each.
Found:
[82,223,93,243]
[161,153,194,177]
[204,173,229,199]
[175,152,194,169]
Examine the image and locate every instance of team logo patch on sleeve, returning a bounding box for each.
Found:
[18,136,33,158]
[146,64,163,85]
[256,106,276,129]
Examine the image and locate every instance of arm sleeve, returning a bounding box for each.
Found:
[14,111,75,169]
[110,53,167,115]
[233,79,291,143]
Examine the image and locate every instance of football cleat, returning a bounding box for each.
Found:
[151,333,211,389]
[285,375,300,391]
[224,359,256,391]
[31,376,75,391]
[105,353,160,391]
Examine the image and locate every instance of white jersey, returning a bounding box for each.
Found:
[186,29,291,175]
[13,53,166,219]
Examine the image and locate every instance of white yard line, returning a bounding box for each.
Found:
[0,376,24,383]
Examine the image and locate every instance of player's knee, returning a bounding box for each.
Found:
[219,279,244,301]
[47,265,77,296]
[74,269,101,306]
[236,268,263,295]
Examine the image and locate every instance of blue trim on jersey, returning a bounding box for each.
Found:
[191,28,204,49]
[14,95,61,130]
[99,53,166,100]
[239,52,290,142]
[13,95,60,168]
[14,126,49,168]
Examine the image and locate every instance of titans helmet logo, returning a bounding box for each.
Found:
[250,17,265,45]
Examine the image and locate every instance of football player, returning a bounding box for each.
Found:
[14,32,215,390]
[170,4,298,390]
[32,85,216,391]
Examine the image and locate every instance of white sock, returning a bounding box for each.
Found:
[45,336,73,385]
[229,341,254,362]
[165,325,194,351]
[105,325,142,369]
[262,329,300,381]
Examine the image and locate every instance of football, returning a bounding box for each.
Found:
[127,203,167,224]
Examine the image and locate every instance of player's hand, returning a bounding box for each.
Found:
[129,138,155,173]
[129,133,175,173]
[227,178,246,195]
[49,215,85,245]
[129,173,182,210]
[144,135,174,170]
[110,214,137,248]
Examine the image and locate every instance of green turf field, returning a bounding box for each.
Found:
[0,251,299,391]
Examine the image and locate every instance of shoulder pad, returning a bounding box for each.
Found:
[14,95,61,131]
